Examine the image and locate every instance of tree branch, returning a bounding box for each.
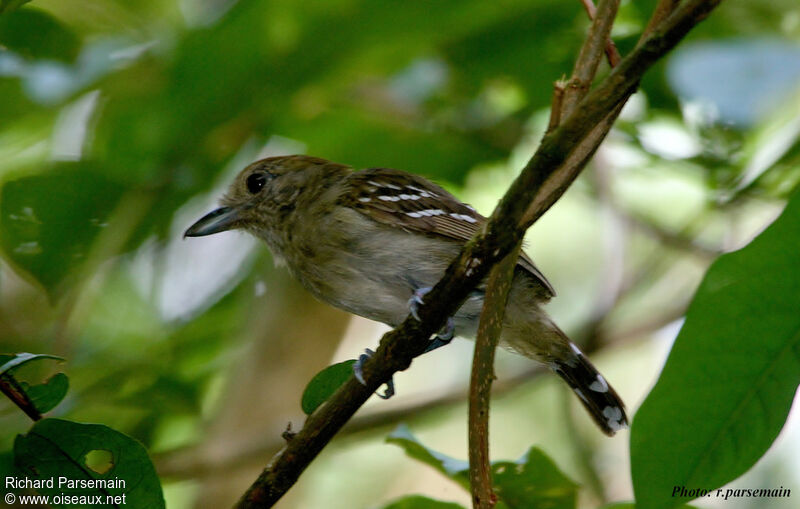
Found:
[562,0,621,118]
[235,1,725,506]
[579,0,623,68]
[0,374,42,422]
[467,243,522,508]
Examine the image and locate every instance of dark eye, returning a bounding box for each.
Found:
[246,173,268,194]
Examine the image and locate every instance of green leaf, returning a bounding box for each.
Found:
[490,449,577,509]
[381,495,466,509]
[22,372,69,413]
[0,353,67,414]
[631,191,800,509]
[0,165,125,299]
[0,8,79,60]
[0,0,32,15]
[13,418,165,509]
[0,352,63,375]
[387,425,577,509]
[386,424,470,488]
[301,360,356,415]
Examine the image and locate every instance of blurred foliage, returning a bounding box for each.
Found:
[0,0,799,508]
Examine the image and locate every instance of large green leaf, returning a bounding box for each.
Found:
[387,424,577,509]
[631,191,800,509]
[0,164,125,298]
[13,419,164,509]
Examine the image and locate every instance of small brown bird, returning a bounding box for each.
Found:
[185,155,627,435]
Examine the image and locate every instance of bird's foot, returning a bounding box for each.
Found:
[353,348,395,399]
[408,287,456,353]
[407,286,431,321]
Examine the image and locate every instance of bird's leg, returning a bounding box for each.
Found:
[408,286,457,352]
[354,285,462,400]
[353,349,395,399]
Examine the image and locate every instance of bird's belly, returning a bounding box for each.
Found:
[286,224,483,329]
[296,260,487,334]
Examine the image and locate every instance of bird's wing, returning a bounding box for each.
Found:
[341,168,555,297]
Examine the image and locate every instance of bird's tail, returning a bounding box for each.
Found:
[551,342,628,436]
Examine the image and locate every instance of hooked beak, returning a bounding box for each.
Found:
[184,206,241,238]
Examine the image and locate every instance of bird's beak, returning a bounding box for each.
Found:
[184,206,240,237]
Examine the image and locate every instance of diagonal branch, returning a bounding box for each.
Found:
[235,1,725,507]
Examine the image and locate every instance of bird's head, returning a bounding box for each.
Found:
[184,155,348,239]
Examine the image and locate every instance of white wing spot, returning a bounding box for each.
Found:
[367,180,382,187]
[384,183,402,190]
[406,212,423,218]
[358,197,372,202]
[450,213,478,223]
[569,343,583,356]
[378,195,401,202]
[589,375,609,393]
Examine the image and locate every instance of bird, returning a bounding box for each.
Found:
[185,155,627,435]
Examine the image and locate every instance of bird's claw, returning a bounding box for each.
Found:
[407,286,432,321]
[408,287,456,353]
[353,348,395,399]
[423,317,455,353]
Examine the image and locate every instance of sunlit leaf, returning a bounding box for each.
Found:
[631,191,800,509]
[13,419,165,509]
[0,352,63,375]
[301,360,356,415]
[387,424,577,509]
[387,424,470,487]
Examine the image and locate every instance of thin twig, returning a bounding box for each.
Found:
[548,80,567,133]
[579,0,623,68]
[0,375,42,421]
[235,2,725,506]
[562,0,621,119]
[468,243,522,508]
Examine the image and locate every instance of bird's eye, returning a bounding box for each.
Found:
[246,173,268,194]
